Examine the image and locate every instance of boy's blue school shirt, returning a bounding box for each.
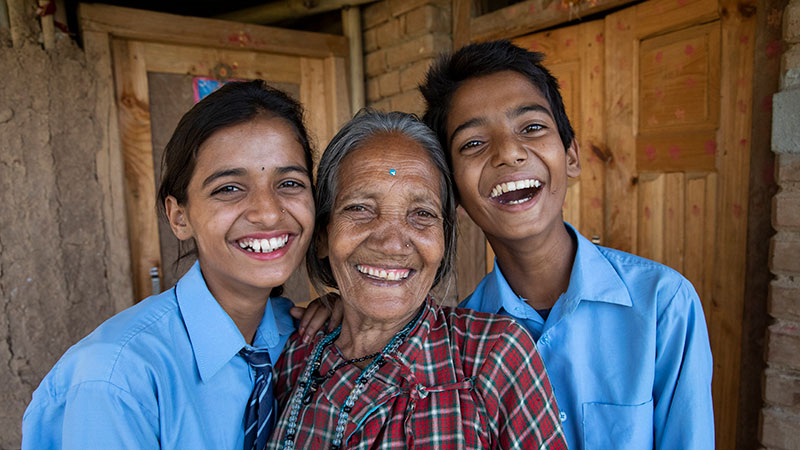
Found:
[22,261,295,450]
[460,223,714,450]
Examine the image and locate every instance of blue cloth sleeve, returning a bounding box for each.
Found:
[653,279,715,449]
[23,381,159,450]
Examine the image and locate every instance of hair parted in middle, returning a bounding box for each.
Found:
[419,40,575,164]
[307,109,457,294]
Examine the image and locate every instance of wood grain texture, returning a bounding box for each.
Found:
[710,0,756,445]
[578,20,606,245]
[79,3,349,58]
[604,6,638,254]
[469,0,633,43]
[141,42,302,83]
[663,172,685,271]
[112,39,162,302]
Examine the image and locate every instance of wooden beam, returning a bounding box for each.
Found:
[469,0,633,43]
[112,39,162,302]
[78,3,349,58]
[342,6,365,113]
[218,0,377,24]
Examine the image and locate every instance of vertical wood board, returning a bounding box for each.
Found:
[112,38,162,302]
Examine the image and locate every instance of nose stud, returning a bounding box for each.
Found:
[281,208,286,214]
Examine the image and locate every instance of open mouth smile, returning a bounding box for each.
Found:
[356,264,411,281]
[236,235,290,254]
[489,178,543,205]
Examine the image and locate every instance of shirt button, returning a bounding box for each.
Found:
[560,412,568,422]
[540,335,550,345]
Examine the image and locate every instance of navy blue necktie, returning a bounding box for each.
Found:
[240,348,276,450]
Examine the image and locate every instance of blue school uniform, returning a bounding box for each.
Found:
[22,261,295,450]
[460,223,714,449]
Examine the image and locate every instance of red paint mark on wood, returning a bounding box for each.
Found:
[740,34,749,44]
[740,138,748,146]
[228,32,253,46]
[596,33,605,43]
[669,145,681,159]
[648,116,659,126]
[529,4,536,13]
[591,197,603,208]
[593,65,601,74]
[655,87,664,99]
[617,21,627,31]
[738,100,748,113]
[685,44,695,55]
[685,76,696,88]
[766,40,781,57]
[733,203,743,218]
[530,42,539,50]
[705,140,717,155]
[565,39,573,47]
[668,207,674,218]
[645,144,657,161]
[655,51,663,63]
[738,77,747,87]
[692,204,701,216]
[677,0,688,5]
[675,108,686,120]
[645,206,652,219]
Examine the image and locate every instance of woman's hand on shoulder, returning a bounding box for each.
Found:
[289,293,343,343]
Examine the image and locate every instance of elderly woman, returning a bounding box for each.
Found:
[266,111,566,450]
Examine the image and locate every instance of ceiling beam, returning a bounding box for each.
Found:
[217,0,377,24]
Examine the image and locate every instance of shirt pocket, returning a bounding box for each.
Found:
[583,399,653,449]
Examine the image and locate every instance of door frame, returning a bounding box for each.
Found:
[79,4,351,307]
[450,0,756,447]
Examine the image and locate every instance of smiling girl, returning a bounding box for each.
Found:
[23,81,322,450]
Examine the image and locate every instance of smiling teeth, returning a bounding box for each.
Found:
[237,235,289,253]
[356,265,410,281]
[490,179,542,198]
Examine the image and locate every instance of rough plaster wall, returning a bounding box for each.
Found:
[0,36,115,449]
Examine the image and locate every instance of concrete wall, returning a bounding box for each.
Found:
[0,4,123,448]
[761,1,800,448]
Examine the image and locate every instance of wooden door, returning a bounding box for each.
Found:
[79,4,351,306]
[510,0,755,445]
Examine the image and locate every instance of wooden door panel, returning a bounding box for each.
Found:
[606,0,755,445]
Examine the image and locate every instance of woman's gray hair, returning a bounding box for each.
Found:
[307,109,457,293]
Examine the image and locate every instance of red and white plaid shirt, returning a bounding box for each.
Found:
[266,298,567,450]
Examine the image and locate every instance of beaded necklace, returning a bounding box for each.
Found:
[281,304,426,450]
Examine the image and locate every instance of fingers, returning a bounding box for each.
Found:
[297,300,322,342]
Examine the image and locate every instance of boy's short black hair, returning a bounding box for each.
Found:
[420,40,575,161]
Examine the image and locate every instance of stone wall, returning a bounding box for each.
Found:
[762,1,800,448]
[0,5,123,448]
[361,0,452,115]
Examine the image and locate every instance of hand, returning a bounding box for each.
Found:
[289,293,343,343]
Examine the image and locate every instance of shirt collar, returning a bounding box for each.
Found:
[176,261,292,382]
[485,222,632,311]
[562,222,632,307]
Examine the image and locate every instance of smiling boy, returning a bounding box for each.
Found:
[420,40,714,449]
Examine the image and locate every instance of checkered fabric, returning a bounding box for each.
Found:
[266,297,567,450]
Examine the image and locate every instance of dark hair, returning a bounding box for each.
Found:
[307,109,456,295]
[157,80,313,297]
[420,40,575,162]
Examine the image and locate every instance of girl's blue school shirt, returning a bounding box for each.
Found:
[459,222,715,450]
[22,261,295,449]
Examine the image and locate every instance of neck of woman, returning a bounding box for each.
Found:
[334,304,422,364]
